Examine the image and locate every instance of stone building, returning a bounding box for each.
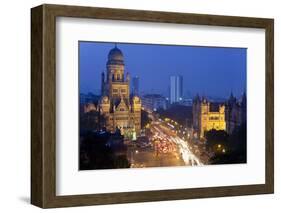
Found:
[225,92,246,134]
[192,95,226,138]
[99,45,141,137]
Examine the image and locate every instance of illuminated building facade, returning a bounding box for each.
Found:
[193,96,226,138]
[99,45,141,137]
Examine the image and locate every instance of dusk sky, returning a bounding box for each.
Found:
[79,41,246,99]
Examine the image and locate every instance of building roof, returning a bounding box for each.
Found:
[107,46,124,65]
[209,102,222,112]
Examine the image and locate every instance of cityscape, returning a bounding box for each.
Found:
[79,42,247,170]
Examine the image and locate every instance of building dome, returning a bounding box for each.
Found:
[107,46,124,65]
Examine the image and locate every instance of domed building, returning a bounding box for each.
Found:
[99,45,141,138]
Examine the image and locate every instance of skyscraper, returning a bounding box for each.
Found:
[132,76,140,95]
[170,75,183,104]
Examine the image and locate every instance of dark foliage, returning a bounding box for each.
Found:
[79,131,130,170]
[208,123,247,164]
[157,104,192,127]
[205,129,229,150]
[79,110,106,131]
[141,109,151,128]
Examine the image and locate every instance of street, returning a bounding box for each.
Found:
[127,110,205,168]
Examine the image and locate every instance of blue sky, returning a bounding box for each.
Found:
[79,41,246,99]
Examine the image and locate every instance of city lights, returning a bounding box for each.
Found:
[79,42,247,170]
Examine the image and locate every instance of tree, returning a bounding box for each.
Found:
[79,131,131,170]
[157,105,192,127]
[208,123,247,164]
[80,111,106,131]
[205,129,228,152]
[141,109,151,128]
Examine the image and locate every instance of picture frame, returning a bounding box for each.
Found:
[31,4,274,208]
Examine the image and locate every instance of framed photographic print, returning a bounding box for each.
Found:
[31,4,274,208]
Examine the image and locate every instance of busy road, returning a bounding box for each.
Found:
[127,109,205,168]
[150,121,203,166]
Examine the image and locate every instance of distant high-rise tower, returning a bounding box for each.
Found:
[170,75,183,104]
[132,76,139,95]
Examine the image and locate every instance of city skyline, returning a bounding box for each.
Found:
[79,41,246,98]
[79,43,247,170]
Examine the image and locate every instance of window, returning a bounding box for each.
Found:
[209,116,219,121]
